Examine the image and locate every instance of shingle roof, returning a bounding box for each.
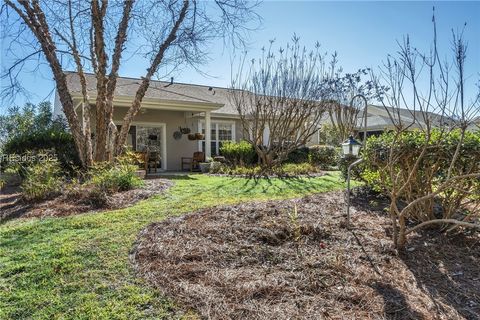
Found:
[65,72,239,115]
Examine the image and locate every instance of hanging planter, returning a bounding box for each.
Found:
[187,133,197,141]
[195,133,205,140]
[173,131,182,140]
[179,126,191,134]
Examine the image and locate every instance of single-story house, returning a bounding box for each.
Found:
[54,72,327,171]
[54,73,457,170]
[352,105,453,139]
[468,117,480,132]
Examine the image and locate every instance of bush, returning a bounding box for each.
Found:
[21,160,63,201]
[361,129,480,218]
[337,154,363,181]
[281,162,319,175]
[88,159,143,195]
[286,147,310,164]
[317,124,342,146]
[308,145,339,169]
[2,128,80,173]
[219,140,257,166]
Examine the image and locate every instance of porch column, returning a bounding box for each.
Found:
[205,111,212,158]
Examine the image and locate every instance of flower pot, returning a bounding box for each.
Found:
[195,133,205,140]
[199,162,211,173]
[187,133,197,141]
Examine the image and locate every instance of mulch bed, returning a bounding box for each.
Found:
[0,179,172,221]
[131,190,480,320]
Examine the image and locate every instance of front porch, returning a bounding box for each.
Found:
[73,93,223,171]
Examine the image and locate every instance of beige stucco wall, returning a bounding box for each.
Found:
[111,107,199,170]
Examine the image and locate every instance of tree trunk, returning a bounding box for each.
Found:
[115,0,190,155]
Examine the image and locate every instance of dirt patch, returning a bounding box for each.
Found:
[132,191,480,320]
[0,179,172,221]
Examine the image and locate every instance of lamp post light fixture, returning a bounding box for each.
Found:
[342,135,363,229]
[341,135,362,157]
[341,94,369,229]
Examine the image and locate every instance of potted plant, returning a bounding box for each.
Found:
[199,157,212,173]
[195,133,205,140]
[187,133,197,141]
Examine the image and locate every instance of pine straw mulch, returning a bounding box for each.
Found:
[0,179,172,221]
[131,190,480,320]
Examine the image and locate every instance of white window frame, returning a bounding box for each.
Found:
[198,120,236,155]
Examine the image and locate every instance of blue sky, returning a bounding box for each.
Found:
[1,1,479,110]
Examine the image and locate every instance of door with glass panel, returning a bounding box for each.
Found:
[136,126,162,153]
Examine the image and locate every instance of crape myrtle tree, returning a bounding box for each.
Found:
[369,13,480,248]
[231,37,375,168]
[231,37,329,168]
[1,0,260,167]
[324,62,384,142]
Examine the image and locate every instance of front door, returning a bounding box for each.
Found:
[135,124,167,170]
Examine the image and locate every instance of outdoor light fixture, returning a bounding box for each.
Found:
[342,135,363,229]
[341,94,369,229]
[341,135,362,157]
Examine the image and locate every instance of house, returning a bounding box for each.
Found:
[54,72,279,171]
[468,117,480,132]
[55,73,461,171]
[352,105,452,139]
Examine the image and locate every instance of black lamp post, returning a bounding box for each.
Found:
[341,135,363,229]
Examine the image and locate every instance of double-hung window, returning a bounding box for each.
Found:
[198,121,236,155]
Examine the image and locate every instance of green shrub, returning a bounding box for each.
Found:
[286,147,310,164]
[361,129,480,217]
[338,154,362,181]
[219,140,257,166]
[281,162,319,175]
[88,161,143,195]
[209,161,225,173]
[2,128,80,173]
[21,160,63,201]
[308,145,339,169]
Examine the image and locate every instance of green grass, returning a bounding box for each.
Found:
[0,172,347,319]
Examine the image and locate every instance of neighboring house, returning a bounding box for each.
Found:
[54,72,267,171]
[352,105,451,139]
[467,117,480,132]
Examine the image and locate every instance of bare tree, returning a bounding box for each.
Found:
[231,37,336,168]
[1,0,260,166]
[325,65,381,141]
[369,13,480,248]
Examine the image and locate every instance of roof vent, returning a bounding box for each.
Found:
[170,77,174,85]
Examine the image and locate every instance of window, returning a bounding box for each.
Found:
[198,121,235,155]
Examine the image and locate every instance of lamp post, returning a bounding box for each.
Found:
[341,94,369,229]
[341,135,363,229]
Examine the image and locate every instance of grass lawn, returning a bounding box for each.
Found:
[0,172,347,319]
